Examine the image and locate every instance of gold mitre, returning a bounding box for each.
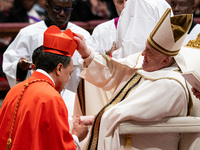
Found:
[147,8,192,56]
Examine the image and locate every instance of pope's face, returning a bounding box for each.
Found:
[46,0,72,26]
[141,42,169,72]
[169,0,194,15]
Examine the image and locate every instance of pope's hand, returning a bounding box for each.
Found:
[74,33,91,59]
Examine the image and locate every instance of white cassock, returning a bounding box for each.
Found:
[79,51,189,150]
[3,20,90,117]
[86,18,117,54]
[113,0,172,58]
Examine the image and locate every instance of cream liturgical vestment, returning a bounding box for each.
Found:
[80,52,189,150]
[75,18,118,116]
[73,0,172,117]
[3,20,90,117]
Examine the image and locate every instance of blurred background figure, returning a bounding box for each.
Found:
[90,0,116,19]
[0,0,14,90]
[86,0,126,54]
[0,0,14,22]
[166,0,200,45]
[70,0,117,21]
[33,0,47,20]
[9,0,43,23]
[194,0,200,17]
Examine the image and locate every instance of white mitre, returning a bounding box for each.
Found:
[147,8,192,56]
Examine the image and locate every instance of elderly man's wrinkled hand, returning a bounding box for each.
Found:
[74,33,91,59]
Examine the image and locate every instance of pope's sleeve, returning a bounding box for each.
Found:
[3,29,30,87]
[80,51,133,91]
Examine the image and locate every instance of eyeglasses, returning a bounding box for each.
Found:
[51,5,73,14]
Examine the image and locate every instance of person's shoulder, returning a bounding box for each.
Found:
[15,21,47,39]
[68,22,90,36]
[160,68,186,87]
[39,88,65,106]
[33,82,63,100]
[92,19,115,35]
[20,21,47,33]
[95,19,115,30]
[30,86,66,111]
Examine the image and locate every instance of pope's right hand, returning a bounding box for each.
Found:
[74,33,91,59]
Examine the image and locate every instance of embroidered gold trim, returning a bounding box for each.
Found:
[147,38,180,56]
[133,52,142,68]
[77,78,86,115]
[150,8,171,38]
[87,73,142,150]
[86,66,191,150]
[185,33,200,49]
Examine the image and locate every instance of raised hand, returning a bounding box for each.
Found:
[74,33,91,59]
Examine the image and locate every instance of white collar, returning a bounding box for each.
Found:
[35,69,55,86]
